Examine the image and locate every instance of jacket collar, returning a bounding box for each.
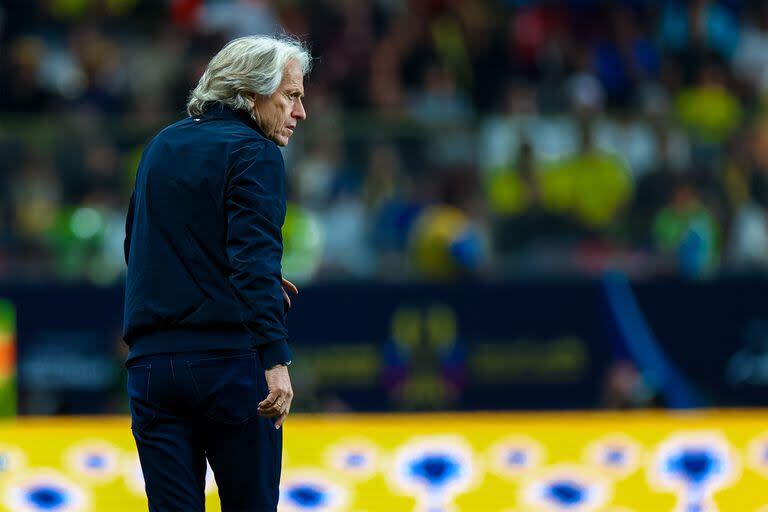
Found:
[199,103,267,139]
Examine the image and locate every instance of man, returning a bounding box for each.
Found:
[123,35,310,511]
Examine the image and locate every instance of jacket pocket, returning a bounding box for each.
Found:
[187,352,263,425]
[126,363,156,433]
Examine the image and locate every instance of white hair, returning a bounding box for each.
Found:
[186,35,312,117]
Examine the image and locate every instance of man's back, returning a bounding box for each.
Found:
[123,105,289,364]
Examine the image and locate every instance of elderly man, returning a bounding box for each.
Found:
[123,35,310,511]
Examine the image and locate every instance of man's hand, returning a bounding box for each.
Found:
[258,364,293,429]
[282,277,298,309]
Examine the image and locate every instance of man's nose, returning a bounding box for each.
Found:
[293,100,306,121]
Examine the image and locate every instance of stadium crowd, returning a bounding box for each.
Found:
[2,0,768,283]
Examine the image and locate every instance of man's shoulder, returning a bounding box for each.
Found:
[230,136,284,173]
[236,136,282,156]
[158,114,196,134]
[148,111,282,163]
[145,115,201,149]
[151,111,261,141]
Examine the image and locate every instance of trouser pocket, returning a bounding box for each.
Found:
[126,363,157,433]
[187,352,263,425]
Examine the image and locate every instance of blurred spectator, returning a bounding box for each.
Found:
[484,140,575,262]
[486,140,540,219]
[0,36,54,113]
[291,136,344,209]
[652,177,720,278]
[675,60,742,146]
[10,153,61,239]
[539,121,633,229]
[732,4,768,92]
[407,63,474,165]
[601,359,661,409]
[727,199,768,271]
[408,205,487,282]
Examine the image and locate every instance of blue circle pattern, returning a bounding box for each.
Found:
[544,480,586,507]
[408,453,461,488]
[286,483,328,510]
[345,453,365,468]
[25,485,68,510]
[506,450,527,466]
[665,449,721,486]
[85,454,105,469]
[605,448,625,466]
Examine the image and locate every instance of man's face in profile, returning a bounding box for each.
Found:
[252,59,306,146]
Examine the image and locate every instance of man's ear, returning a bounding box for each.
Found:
[245,93,261,122]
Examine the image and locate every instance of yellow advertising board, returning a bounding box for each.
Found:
[1,411,768,511]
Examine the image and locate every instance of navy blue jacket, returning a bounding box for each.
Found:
[123,104,291,368]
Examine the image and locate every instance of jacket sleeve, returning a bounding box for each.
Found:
[225,140,292,368]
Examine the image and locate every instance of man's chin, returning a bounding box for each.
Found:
[271,135,289,147]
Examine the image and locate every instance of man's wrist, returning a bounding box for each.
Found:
[257,339,292,369]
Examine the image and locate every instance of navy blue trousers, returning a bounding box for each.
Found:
[126,349,282,511]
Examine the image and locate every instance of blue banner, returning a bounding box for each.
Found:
[3,278,767,413]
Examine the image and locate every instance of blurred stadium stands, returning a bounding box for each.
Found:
[3,0,768,283]
[4,0,768,510]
